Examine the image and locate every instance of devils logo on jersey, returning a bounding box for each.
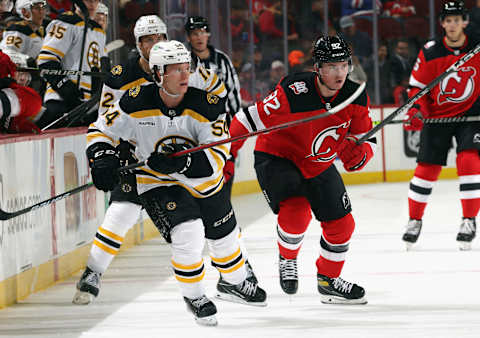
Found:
[306,121,350,162]
[437,66,476,105]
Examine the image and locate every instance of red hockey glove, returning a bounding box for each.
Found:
[404,105,424,131]
[224,156,235,182]
[337,137,373,172]
[9,118,41,134]
[0,50,16,80]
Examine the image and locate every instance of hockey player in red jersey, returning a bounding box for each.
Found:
[0,50,42,133]
[402,1,480,251]
[228,35,375,304]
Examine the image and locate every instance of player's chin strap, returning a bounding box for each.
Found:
[159,74,182,98]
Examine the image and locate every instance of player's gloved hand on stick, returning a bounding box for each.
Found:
[86,143,120,191]
[404,104,424,131]
[223,155,235,182]
[337,137,373,172]
[147,143,191,175]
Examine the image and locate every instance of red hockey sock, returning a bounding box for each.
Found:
[457,150,480,218]
[316,214,355,278]
[277,196,311,259]
[408,162,442,220]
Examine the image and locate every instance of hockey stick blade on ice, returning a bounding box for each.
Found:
[357,42,480,144]
[0,183,94,221]
[120,82,366,172]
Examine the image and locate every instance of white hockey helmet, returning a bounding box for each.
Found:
[134,15,168,44]
[95,2,108,16]
[15,0,46,20]
[149,40,191,86]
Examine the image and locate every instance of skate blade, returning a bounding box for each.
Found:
[458,241,472,251]
[320,295,368,305]
[72,290,95,305]
[215,292,267,307]
[195,315,218,326]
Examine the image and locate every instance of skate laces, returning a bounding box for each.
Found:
[405,219,422,235]
[279,257,298,280]
[331,277,353,293]
[191,296,210,308]
[459,218,476,235]
[237,279,258,297]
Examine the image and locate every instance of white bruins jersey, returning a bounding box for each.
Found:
[88,84,230,198]
[37,11,106,101]
[0,20,44,58]
[98,55,227,116]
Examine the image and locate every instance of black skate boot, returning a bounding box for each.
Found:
[317,274,367,305]
[72,267,101,305]
[456,217,476,251]
[402,219,423,250]
[216,278,267,307]
[279,255,298,295]
[184,295,218,326]
[245,259,258,283]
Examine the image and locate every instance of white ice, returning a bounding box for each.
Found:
[1,179,479,338]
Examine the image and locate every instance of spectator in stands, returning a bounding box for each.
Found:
[341,0,382,16]
[364,40,393,103]
[46,0,72,20]
[288,49,305,72]
[338,15,372,65]
[389,38,414,88]
[299,0,329,41]
[253,46,271,80]
[383,0,416,18]
[231,4,258,44]
[392,74,409,106]
[267,60,286,91]
[467,0,480,36]
[239,62,255,108]
[258,0,298,41]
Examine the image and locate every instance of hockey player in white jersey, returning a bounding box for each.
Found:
[36,0,105,128]
[74,15,238,306]
[0,0,46,58]
[84,41,267,326]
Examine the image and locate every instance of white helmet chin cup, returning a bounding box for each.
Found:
[148,40,191,86]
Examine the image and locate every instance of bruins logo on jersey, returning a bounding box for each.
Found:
[129,85,141,97]
[111,65,122,75]
[207,93,219,104]
[87,41,100,69]
[166,201,177,211]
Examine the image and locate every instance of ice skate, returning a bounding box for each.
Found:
[245,259,258,283]
[402,219,422,250]
[72,267,101,305]
[216,277,267,307]
[184,295,218,326]
[456,217,476,251]
[279,255,298,295]
[317,274,367,305]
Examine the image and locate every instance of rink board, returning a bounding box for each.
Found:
[0,106,458,308]
[0,129,160,308]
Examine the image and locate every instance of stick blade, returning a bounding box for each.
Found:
[0,209,13,221]
[106,39,125,54]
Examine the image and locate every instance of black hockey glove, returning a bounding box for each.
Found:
[147,144,192,175]
[40,61,83,109]
[86,143,120,192]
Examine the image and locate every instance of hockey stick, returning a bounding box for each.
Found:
[0,182,94,221]
[73,0,89,91]
[106,39,125,54]
[357,42,480,144]
[120,82,366,171]
[16,67,107,78]
[383,116,480,125]
[41,92,101,131]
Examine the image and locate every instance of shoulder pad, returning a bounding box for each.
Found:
[88,19,103,30]
[119,84,158,114]
[279,72,320,113]
[182,87,227,121]
[56,11,83,25]
[104,57,150,90]
[422,38,448,62]
[341,79,368,107]
[424,40,436,50]
[6,22,33,35]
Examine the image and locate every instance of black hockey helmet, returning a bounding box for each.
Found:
[185,16,209,34]
[313,35,352,67]
[440,1,468,21]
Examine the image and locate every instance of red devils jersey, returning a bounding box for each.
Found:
[409,34,480,118]
[231,72,375,178]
